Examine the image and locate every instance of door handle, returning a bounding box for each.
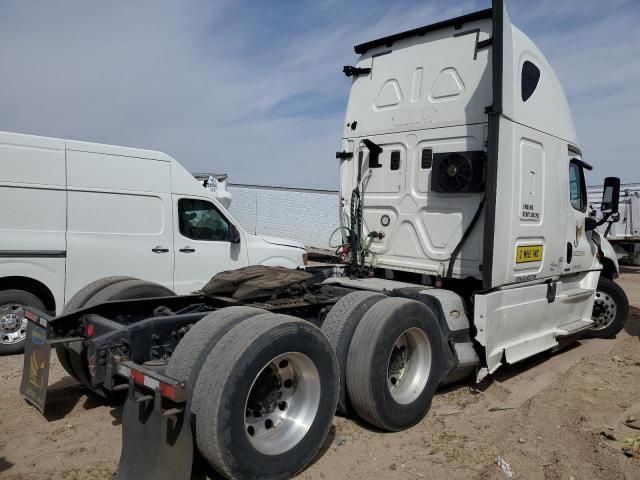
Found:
[152,246,169,253]
[179,247,196,253]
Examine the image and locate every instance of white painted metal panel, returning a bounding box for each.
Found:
[344,17,493,139]
[0,131,65,186]
[65,189,174,299]
[67,150,171,193]
[0,187,66,252]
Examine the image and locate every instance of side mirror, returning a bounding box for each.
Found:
[228,224,241,243]
[601,177,620,214]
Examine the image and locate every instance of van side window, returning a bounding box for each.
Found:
[521,61,540,102]
[178,199,230,241]
[568,162,587,212]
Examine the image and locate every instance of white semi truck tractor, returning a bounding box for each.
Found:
[20,1,628,479]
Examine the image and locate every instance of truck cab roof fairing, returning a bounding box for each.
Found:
[353,8,493,55]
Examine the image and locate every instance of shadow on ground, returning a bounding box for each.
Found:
[625,305,640,338]
[42,375,123,423]
[0,457,14,473]
[187,426,337,479]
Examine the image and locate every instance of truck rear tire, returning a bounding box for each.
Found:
[68,279,175,396]
[346,297,444,431]
[321,291,385,414]
[165,306,267,390]
[585,276,629,339]
[0,290,46,355]
[192,313,338,480]
[83,279,175,308]
[55,276,135,381]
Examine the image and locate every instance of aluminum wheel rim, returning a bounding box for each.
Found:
[0,304,27,345]
[387,327,431,405]
[592,290,617,330]
[244,352,321,455]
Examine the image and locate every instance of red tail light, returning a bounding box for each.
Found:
[86,323,94,337]
[160,382,177,400]
[131,369,145,385]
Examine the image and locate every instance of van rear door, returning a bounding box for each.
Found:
[0,132,67,312]
[65,148,174,299]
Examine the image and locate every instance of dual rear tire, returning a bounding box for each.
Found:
[322,292,445,431]
[168,308,339,480]
[56,277,175,397]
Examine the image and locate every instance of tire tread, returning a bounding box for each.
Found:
[321,291,385,413]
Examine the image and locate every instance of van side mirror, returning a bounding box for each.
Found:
[601,177,620,214]
[228,224,241,243]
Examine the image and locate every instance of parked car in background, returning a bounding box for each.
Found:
[0,130,306,354]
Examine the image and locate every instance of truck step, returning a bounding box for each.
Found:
[555,318,594,337]
[453,341,480,369]
[562,287,594,299]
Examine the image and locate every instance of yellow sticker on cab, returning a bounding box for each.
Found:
[516,244,543,263]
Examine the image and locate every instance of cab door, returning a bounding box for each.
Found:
[564,158,595,274]
[172,196,247,294]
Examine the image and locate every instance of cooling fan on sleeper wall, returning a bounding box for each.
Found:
[431,151,486,193]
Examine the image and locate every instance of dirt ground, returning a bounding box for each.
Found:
[1,273,640,480]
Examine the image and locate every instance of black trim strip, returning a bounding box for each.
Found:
[482,0,503,290]
[453,28,481,60]
[354,8,492,54]
[0,250,66,258]
[571,158,593,171]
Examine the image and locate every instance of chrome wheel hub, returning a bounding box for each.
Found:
[0,304,27,345]
[592,291,617,330]
[387,327,431,405]
[244,352,321,455]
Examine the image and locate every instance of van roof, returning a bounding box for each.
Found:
[354,8,492,54]
[66,139,172,162]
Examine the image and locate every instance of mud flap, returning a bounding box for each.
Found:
[115,379,193,480]
[19,321,51,413]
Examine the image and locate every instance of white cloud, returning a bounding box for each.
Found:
[0,0,638,187]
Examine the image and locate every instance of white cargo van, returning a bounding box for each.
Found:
[0,131,306,353]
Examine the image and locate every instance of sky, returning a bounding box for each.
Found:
[0,0,638,189]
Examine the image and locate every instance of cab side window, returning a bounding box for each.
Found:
[178,198,230,241]
[568,162,587,212]
[521,61,540,102]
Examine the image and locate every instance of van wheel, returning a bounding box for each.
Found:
[321,291,385,414]
[68,279,175,397]
[585,276,629,339]
[192,313,338,480]
[346,297,444,431]
[0,290,46,355]
[55,276,135,380]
